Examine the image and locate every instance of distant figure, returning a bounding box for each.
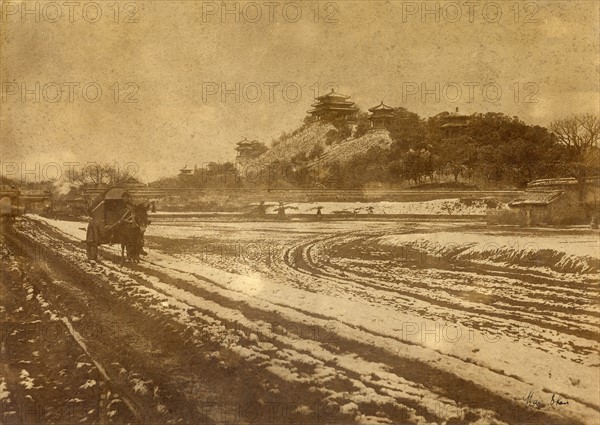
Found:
[276,201,287,219]
[591,216,598,229]
[316,206,323,220]
[256,200,267,216]
[150,201,156,213]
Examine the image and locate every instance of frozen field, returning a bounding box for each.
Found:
[1,215,598,424]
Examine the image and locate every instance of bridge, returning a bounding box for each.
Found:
[82,186,522,204]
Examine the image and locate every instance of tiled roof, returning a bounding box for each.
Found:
[527,178,578,188]
[368,101,394,112]
[441,122,468,128]
[308,106,359,113]
[508,191,564,207]
[314,88,352,100]
[447,107,469,118]
[236,137,259,147]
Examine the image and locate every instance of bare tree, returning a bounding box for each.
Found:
[67,163,137,189]
[550,113,600,158]
[550,113,600,202]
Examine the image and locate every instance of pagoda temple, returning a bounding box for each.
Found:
[179,165,194,176]
[307,89,359,122]
[441,107,470,138]
[368,102,394,130]
[235,138,267,163]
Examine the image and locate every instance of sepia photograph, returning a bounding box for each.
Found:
[0,1,599,424]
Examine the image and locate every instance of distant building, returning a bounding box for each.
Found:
[0,184,21,217]
[20,189,52,214]
[235,138,268,163]
[368,102,394,130]
[121,176,147,189]
[0,184,20,200]
[507,190,570,226]
[307,89,359,122]
[441,107,470,138]
[491,177,600,226]
[179,165,194,176]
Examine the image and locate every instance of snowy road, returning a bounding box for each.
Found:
[1,216,598,424]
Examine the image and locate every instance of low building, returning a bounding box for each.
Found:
[368,102,394,130]
[0,184,21,217]
[501,177,600,226]
[307,89,359,122]
[121,176,148,189]
[441,108,470,139]
[507,191,571,226]
[0,184,20,200]
[20,189,52,214]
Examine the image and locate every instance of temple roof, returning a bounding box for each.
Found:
[311,99,357,107]
[308,106,359,114]
[447,107,469,118]
[368,101,394,112]
[235,138,266,156]
[441,122,468,128]
[314,88,352,101]
[236,137,259,147]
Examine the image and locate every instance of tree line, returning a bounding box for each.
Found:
[60,110,596,192]
[332,110,599,189]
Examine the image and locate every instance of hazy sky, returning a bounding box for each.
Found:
[1,0,599,182]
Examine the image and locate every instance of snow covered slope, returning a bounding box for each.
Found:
[317,129,393,166]
[250,123,392,172]
[251,122,334,167]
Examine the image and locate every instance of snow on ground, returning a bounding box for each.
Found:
[251,122,334,168]
[151,199,502,216]
[317,129,393,165]
[149,198,501,216]
[0,379,10,401]
[27,214,87,241]
[19,215,600,425]
[278,199,502,215]
[138,249,599,414]
[379,231,600,274]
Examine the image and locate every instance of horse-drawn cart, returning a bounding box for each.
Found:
[85,187,149,261]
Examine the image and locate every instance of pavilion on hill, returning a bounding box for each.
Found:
[179,165,194,176]
[368,102,395,130]
[235,138,267,163]
[307,89,359,122]
[441,107,470,138]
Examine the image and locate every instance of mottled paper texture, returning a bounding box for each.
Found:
[1,1,599,424]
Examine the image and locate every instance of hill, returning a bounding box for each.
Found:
[250,122,334,168]
[317,129,393,166]
[250,122,393,173]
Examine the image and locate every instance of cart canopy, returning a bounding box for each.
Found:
[88,187,130,214]
[104,188,129,200]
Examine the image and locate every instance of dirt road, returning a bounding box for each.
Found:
[1,216,598,424]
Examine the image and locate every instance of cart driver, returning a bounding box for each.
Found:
[107,192,134,240]
[120,192,134,221]
[122,192,149,256]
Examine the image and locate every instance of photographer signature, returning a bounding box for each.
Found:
[524,391,569,408]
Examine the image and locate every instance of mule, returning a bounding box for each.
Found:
[112,202,150,264]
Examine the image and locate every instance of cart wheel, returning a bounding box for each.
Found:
[86,224,99,260]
